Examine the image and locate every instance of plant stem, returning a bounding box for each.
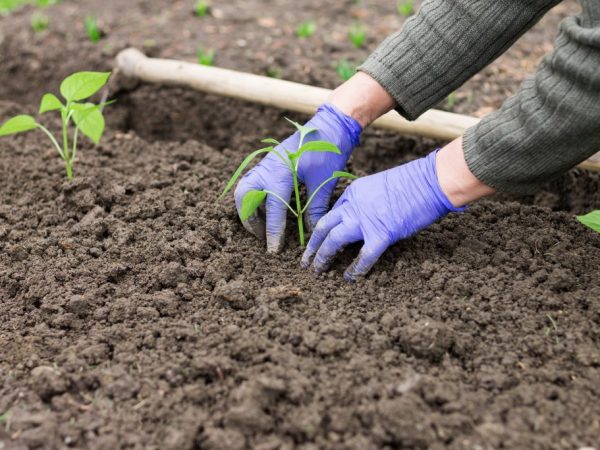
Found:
[62,110,72,180]
[292,171,304,247]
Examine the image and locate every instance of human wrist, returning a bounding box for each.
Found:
[435,137,495,207]
[328,72,396,128]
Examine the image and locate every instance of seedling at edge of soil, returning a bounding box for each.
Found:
[576,210,600,233]
[0,71,113,180]
[31,11,48,32]
[220,120,357,247]
[544,314,560,345]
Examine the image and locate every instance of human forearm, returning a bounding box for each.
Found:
[359,0,560,120]
[464,0,600,195]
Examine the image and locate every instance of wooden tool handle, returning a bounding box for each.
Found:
[115,48,600,172]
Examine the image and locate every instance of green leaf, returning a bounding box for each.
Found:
[72,103,105,144]
[39,93,63,114]
[577,210,600,233]
[220,147,275,199]
[240,190,267,221]
[60,71,111,102]
[291,140,341,167]
[284,117,317,144]
[332,170,358,180]
[0,115,37,136]
[261,138,281,146]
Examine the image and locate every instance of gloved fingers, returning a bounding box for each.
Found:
[344,238,390,282]
[304,177,338,232]
[301,208,343,268]
[311,222,361,274]
[234,174,267,240]
[265,187,293,254]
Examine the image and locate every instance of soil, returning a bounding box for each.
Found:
[1,1,599,449]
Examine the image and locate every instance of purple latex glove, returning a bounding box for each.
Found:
[234,103,362,253]
[301,150,465,281]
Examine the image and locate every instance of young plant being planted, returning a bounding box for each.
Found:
[348,23,367,48]
[296,20,316,38]
[84,14,102,42]
[220,119,357,247]
[577,210,600,233]
[0,71,112,180]
[197,47,215,66]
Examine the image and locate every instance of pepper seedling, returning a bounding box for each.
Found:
[197,47,215,66]
[0,71,113,180]
[31,11,49,32]
[397,0,415,17]
[194,0,209,17]
[220,119,357,247]
[297,20,317,38]
[577,210,600,233]
[335,59,355,81]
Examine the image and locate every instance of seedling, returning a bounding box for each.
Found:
[335,59,355,81]
[197,47,215,66]
[265,67,281,78]
[220,119,357,247]
[446,91,457,110]
[0,71,113,180]
[297,20,316,38]
[544,314,560,345]
[348,23,367,48]
[84,15,102,43]
[397,0,415,17]
[194,0,209,17]
[577,210,600,233]
[31,11,48,32]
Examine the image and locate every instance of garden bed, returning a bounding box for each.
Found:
[1,1,599,449]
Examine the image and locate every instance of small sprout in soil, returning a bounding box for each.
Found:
[348,23,367,48]
[220,119,357,247]
[0,411,10,431]
[197,47,215,66]
[0,71,113,180]
[397,0,415,17]
[31,11,49,32]
[84,14,103,43]
[194,0,209,17]
[297,20,317,38]
[265,67,282,78]
[335,59,355,81]
[577,210,600,233]
[544,314,560,345]
[446,91,457,110]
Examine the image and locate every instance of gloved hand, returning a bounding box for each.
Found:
[234,103,362,253]
[301,150,465,281]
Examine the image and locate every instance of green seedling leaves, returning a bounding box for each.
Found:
[60,71,111,102]
[261,138,281,146]
[72,103,105,144]
[0,115,37,136]
[240,190,267,221]
[297,20,316,38]
[291,140,341,168]
[39,93,63,113]
[332,170,357,180]
[220,146,275,199]
[577,210,600,233]
[284,117,317,147]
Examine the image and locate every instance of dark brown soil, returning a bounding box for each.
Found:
[1,1,599,449]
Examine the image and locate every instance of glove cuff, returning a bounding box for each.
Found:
[316,103,363,150]
[426,150,468,214]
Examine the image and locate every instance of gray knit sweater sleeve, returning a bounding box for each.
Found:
[360,0,600,195]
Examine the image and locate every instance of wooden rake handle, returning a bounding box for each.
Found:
[115,48,600,172]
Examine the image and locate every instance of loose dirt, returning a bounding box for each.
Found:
[1,1,599,449]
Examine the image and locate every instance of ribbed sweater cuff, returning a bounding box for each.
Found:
[358,59,414,121]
